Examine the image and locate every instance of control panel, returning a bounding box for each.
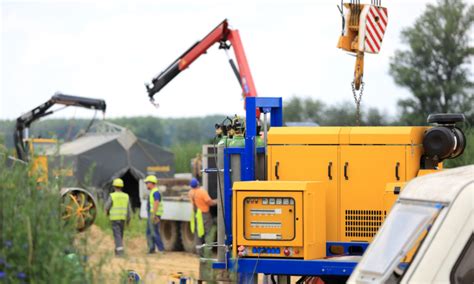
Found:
[244,197,295,241]
[233,181,327,260]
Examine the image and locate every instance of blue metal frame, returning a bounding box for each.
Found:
[213,97,365,279]
[231,258,358,276]
[222,97,283,246]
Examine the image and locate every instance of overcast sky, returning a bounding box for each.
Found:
[1,0,439,120]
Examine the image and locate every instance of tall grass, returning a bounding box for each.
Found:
[0,154,97,283]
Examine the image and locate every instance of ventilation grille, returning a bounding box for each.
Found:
[345,210,387,238]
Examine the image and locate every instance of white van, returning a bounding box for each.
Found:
[349,165,473,283]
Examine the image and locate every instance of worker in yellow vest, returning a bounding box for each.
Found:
[145,175,165,254]
[105,178,132,256]
[188,178,216,255]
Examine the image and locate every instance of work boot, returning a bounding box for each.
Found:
[115,247,125,257]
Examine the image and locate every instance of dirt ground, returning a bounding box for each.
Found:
[76,225,200,283]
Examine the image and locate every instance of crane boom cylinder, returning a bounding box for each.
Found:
[145,19,258,115]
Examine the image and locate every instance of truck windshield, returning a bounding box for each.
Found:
[355,202,441,282]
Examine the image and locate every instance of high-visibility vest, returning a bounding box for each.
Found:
[149,187,164,216]
[109,192,129,221]
[190,209,205,238]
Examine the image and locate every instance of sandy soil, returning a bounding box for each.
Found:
[76,225,200,283]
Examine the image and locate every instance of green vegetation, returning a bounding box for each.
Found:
[390,0,474,125]
[283,97,387,126]
[0,153,98,283]
[171,143,202,173]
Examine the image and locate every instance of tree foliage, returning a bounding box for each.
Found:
[282,96,388,126]
[390,0,474,125]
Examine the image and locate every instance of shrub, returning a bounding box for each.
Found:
[0,153,95,283]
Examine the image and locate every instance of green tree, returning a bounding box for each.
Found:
[283,96,305,122]
[283,96,388,126]
[390,0,474,125]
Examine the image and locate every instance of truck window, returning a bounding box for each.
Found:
[354,203,440,283]
[450,234,474,284]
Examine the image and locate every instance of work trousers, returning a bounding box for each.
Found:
[147,216,165,252]
[195,211,214,256]
[111,220,125,255]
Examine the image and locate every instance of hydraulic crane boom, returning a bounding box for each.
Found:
[145,19,258,110]
[14,92,107,161]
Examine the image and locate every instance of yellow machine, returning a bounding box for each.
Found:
[28,138,58,182]
[266,126,430,243]
[233,181,326,260]
[233,116,466,260]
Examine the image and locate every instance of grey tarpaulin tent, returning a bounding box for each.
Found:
[48,122,174,208]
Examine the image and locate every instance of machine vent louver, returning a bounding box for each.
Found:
[345,210,386,238]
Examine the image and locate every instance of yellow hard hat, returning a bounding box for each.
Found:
[112,178,124,188]
[144,175,158,184]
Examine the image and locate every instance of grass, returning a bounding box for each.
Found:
[94,202,147,239]
[0,153,100,283]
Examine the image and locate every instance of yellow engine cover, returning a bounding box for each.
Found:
[233,181,327,260]
[265,126,440,244]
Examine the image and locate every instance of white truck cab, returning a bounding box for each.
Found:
[349,165,473,284]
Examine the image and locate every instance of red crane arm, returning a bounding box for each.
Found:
[145,19,258,106]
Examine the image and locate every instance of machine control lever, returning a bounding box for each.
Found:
[344,162,349,180]
[395,162,400,181]
[275,161,280,180]
[328,162,333,180]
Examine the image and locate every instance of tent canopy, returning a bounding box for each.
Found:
[48,121,174,191]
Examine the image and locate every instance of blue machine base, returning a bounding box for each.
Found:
[212,242,368,277]
[234,258,358,276]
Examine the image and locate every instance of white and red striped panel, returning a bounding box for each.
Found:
[363,6,388,54]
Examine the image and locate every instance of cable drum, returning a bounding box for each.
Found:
[60,187,97,232]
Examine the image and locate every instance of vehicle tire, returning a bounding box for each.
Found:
[180,221,196,253]
[160,220,181,251]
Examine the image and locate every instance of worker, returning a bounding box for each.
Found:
[188,178,217,255]
[145,175,165,254]
[105,178,132,256]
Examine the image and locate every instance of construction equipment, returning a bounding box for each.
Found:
[14,92,106,163]
[143,19,468,282]
[145,19,258,116]
[233,181,327,260]
[337,0,388,124]
[233,118,466,262]
[349,165,474,283]
[13,92,106,232]
[212,97,466,282]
